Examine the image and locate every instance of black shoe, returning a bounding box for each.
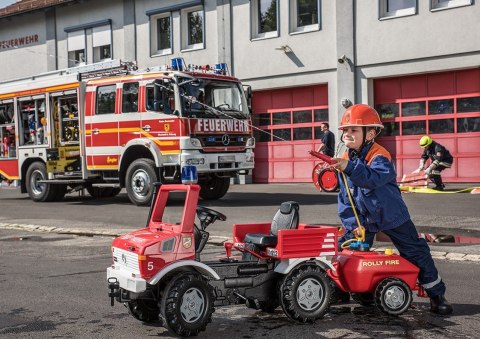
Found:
[432,184,445,191]
[430,295,453,315]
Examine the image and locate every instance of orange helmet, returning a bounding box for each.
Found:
[339,104,384,129]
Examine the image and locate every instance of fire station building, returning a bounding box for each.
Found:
[1,0,479,183]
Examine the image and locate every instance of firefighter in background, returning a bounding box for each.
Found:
[331,104,453,315]
[317,122,335,157]
[413,135,453,191]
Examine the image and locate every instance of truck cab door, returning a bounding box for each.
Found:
[86,84,120,169]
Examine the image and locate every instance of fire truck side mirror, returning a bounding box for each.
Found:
[243,85,252,114]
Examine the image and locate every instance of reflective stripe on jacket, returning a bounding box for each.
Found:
[337,142,411,233]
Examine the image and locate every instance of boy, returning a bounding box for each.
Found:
[331,104,453,315]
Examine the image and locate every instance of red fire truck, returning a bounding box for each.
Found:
[0,59,254,205]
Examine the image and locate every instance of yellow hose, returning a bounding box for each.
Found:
[339,171,366,249]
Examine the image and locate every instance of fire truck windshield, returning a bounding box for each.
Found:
[179,77,248,119]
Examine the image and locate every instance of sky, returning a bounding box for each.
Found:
[0,0,16,9]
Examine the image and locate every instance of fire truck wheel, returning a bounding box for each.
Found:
[25,162,59,202]
[54,185,67,201]
[280,265,332,323]
[351,292,375,306]
[199,177,230,200]
[126,298,160,323]
[86,186,121,198]
[125,159,158,206]
[318,168,339,192]
[375,278,412,316]
[161,272,214,337]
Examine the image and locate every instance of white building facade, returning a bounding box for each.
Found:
[1,0,479,183]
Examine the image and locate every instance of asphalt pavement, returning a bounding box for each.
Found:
[0,182,479,261]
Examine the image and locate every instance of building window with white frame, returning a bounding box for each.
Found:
[67,30,86,67]
[290,0,320,34]
[379,0,417,20]
[251,0,279,39]
[181,6,204,50]
[93,25,112,63]
[151,13,172,56]
[431,0,472,11]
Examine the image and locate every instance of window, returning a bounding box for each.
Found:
[379,0,417,19]
[428,99,453,115]
[251,0,279,39]
[401,101,425,117]
[151,13,172,56]
[65,20,112,67]
[93,25,112,62]
[429,118,454,133]
[181,6,204,50]
[457,96,480,113]
[290,0,320,34]
[67,30,86,67]
[96,85,116,115]
[122,83,139,113]
[431,0,472,11]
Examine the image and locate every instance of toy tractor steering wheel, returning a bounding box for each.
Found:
[196,206,227,230]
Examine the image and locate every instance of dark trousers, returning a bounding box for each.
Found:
[338,220,446,298]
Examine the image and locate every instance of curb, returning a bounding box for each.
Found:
[1,222,479,262]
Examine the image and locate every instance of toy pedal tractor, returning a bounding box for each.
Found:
[107,166,428,336]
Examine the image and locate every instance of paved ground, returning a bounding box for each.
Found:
[1,182,479,261]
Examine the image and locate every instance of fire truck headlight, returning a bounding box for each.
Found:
[186,158,205,165]
[190,138,202,147]
[246,137,255,147]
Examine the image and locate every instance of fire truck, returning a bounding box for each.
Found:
[0,59,254,205]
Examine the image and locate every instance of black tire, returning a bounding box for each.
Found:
[54,185,67,201]
[86,186,121,198]
[318,168,339,192]
[25,162,58,202]
[375,278,412,316]
[280,265,332,323]
[351,292,375,306]
[126,298,160,323]
[199,176,230,200]
[125,158,158,206]
[161,273,214,337]
[108,187,122,197]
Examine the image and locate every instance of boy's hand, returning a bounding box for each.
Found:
[331,158,348,171]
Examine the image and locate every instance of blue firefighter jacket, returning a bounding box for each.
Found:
[337,142,411,233]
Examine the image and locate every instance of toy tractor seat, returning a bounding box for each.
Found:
[244,201,300,248]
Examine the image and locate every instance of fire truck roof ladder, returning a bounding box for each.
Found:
[69,60,138,80]
[0,59,138,85]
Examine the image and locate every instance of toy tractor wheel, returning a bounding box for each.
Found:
[375,278,412,315]
[351,292,375,306]
[318,168,339,192]
[161,272,214,337]
[280,265,332,323]
[126,298,160,323]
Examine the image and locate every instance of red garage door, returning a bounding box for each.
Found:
[375,68,480,182]
[252,85,328,183]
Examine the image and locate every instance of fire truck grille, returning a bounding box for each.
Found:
[196,134,249,147]
[112,247,140,273]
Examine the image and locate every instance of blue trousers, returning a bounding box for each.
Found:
[338,219,446,298]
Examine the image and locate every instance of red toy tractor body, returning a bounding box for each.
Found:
[107,182,426,337]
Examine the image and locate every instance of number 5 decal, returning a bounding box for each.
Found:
[148,262,154,270]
